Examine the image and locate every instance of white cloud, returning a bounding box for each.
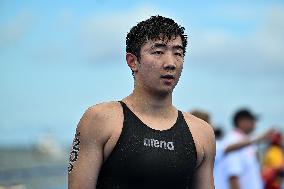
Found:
[188,5,284,75]
[76,5,169,63]
[57,8,73,27]
[253,6,284,64]
[0,9,33,48]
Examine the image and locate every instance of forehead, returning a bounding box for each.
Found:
[142,35,183,49]
[240,117,255,123]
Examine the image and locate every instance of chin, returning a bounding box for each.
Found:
[147,84,175,97]
[156,88,174,97]
[247,129,254,135]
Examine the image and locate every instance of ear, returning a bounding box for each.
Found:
[126,53,138,73]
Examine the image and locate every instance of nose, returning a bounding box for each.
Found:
[163,53,176,70]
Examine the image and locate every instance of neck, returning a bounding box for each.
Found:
[124,87,175,117]
[235,128,249,135]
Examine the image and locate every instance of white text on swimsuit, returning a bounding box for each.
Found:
[143,138,174,151]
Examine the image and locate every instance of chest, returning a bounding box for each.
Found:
[100,123,197,186]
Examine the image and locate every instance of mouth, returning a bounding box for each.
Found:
[160,75,175,85]
[160,74,175,80]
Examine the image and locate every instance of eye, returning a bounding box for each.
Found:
[153,51,164,55]
[175,52,183,57]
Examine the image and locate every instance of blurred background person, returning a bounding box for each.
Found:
[223,109,267,189]
[261,130,284,189]
[191,110,211,124]
[214,125,274,189]
[191,109,274,189]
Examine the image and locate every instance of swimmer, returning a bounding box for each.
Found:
[68,15,215,189]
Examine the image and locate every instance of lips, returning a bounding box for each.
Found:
[160,75,175,85]
[160,74,174,79]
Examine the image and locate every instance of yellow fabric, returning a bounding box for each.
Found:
[262,145,284,168]
[262,145,284,189]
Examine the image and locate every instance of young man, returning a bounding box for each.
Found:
[223,109,265,189]
[191,110,274,189]
[68,15,215,189]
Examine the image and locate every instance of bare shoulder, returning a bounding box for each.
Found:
[182,111,216,166]
[76,101,123,145]
[182,111,215,138]
[85,101,123,123]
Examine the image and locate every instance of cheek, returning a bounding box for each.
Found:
[139,61,158,74]
[146,64,157,71]
[246,122,255,130]
[177,63,184,74]
[180,63,184,71]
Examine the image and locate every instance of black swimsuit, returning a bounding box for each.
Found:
[97,101,197,189]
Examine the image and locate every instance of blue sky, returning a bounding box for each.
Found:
[1,1,284,147]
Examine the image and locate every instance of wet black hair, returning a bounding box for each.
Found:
[233,109,258,127]
[126,15,187,59]
[214,127,224,140]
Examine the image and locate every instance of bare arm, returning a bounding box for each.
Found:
[229,176,241,189]
[224,129,274,154]
[68,106,111,189]
[224,140,252,154]
[191,121,216,189]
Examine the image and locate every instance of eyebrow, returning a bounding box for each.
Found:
[152,43,167,49]
[173,45,184,51]
[152,43,184,51]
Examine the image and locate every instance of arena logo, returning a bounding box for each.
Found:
[143,138,175,151]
